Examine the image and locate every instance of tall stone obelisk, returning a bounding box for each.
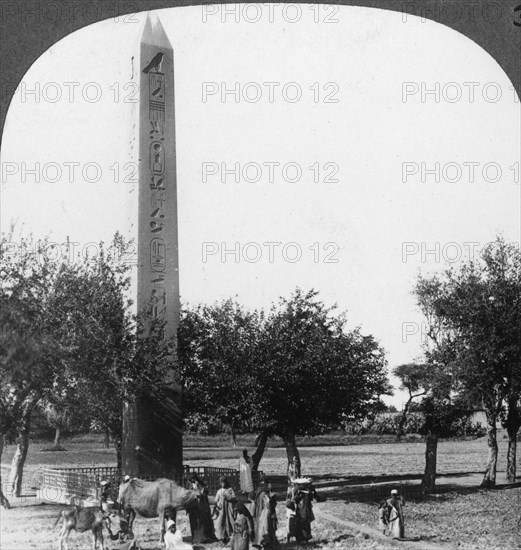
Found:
[122,13,182,478]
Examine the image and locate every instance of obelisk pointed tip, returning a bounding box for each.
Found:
[141,12,172,49]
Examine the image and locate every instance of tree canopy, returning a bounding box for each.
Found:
[414,237,521,485]
[178,288,390,477]
[0,232,174,503]
[2,230,392,492]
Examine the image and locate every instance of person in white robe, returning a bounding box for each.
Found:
[164,519,193,550]
[239,449,254,494]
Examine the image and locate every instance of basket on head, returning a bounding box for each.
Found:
[291,477,313,489]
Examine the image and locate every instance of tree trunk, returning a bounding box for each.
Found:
[396,391,425,440]
[115,437,122,472]
[0,436,11,509]
[481,410,498,487]
[396,397,412,440]
[53,427,61,448]
[506,428,517,483]
[504,395,520,483]
[252,431,269,471]
[104,429,110,449]
[230,426,237,448]
[7,414,31,497]
[421,433,438,493]
[281,430,301,481]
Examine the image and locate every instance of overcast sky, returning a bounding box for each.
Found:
[1,6,520,407]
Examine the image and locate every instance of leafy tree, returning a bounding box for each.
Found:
[46,237,134,465]
[47,235,174,470]
[418,393,456,492]
[1,230,173,500]
[252,288,389,479]
[177,299,262,447]
[417,363,455,493]
[42,394,92,450]
[177,289,390,479]
[0,236,64,505]
[415,237,521,486]
[45,405,71,449]
[392,363,428,439]
[394,357,470,493]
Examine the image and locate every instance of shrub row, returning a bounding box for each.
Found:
[343,413,486,437]
[184,412,486,438]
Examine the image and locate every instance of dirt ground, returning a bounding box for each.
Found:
[1,434,520,549]
[2,479,520,550]
[0,500,392,550]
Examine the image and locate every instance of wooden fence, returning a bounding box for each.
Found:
[38,465,261,504]
[38,469,101,505]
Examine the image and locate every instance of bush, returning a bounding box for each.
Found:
[183,413,224,436]
[446,416,486,437]
[343,419,368,435]
[343,412,485,438]
[403,413,425,434]
[370,415,398,435]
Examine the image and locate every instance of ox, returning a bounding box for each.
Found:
[53,506,117,550]
[117,478,200,542]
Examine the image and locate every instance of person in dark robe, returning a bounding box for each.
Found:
[187,474,216,543]
[230,500,255,550]
[285,500,298,543]
[100,480,113,514]
[107,517,139,550]
[293,484,321,543]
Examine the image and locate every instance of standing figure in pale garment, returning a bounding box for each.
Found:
[212,476,236,543]
[239,449,254,494]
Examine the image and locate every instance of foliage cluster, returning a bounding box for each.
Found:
[342,413,485,437]
[394,237,521,488]
[177,289,391,476]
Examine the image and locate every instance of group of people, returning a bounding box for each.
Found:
[214,449,322,549]
[212,471,280,549]
[97,450,405,549]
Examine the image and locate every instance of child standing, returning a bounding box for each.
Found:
[285,500,298,543]
[378,500,390,535]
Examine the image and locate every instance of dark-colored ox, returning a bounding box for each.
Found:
[117,478,200,542]
[53,505,117,550]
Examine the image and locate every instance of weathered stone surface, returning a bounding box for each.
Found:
[122,13,182,479]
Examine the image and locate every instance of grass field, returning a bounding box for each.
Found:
[1,432,520,550]
[1,432,514,484]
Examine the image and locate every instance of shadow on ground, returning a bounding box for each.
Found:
[319,480,521,505]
